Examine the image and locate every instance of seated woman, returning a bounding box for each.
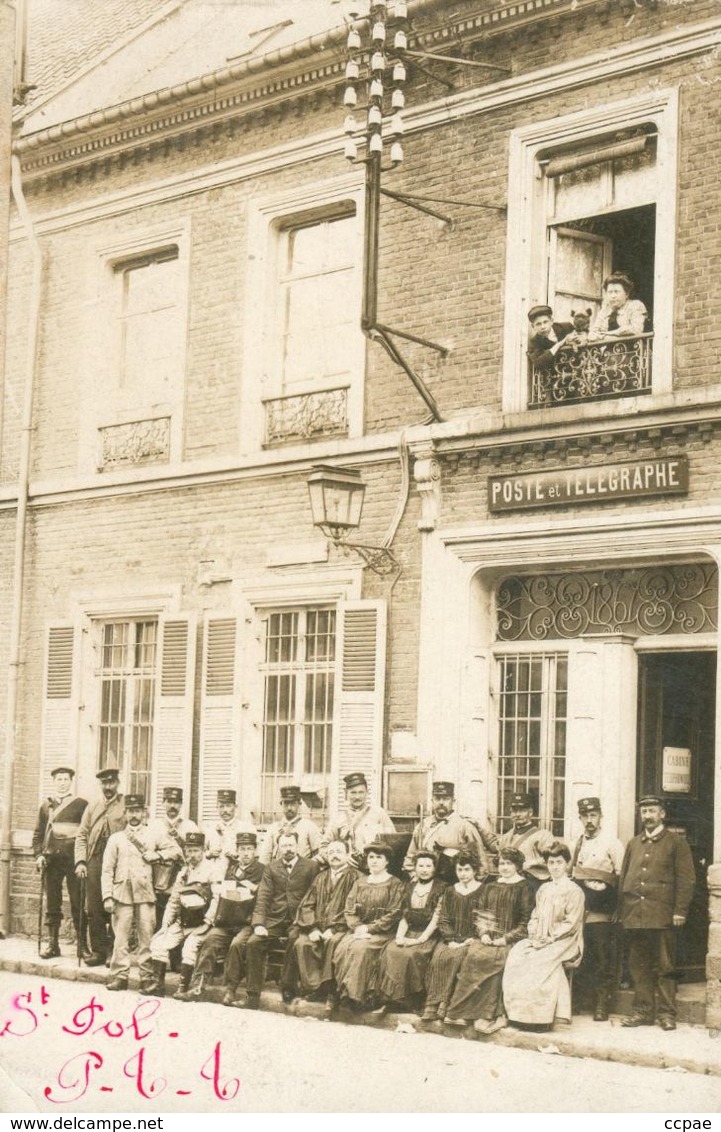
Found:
[501,841,585,1031]
[443,846,534,1033]
[421,849,485,1023]
[332,840,405,1011]
[591,273,648,338]
[377,850,446,1011]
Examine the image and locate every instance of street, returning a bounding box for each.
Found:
[0,972,719,1113]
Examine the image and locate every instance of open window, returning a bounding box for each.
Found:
[503,92,677,413]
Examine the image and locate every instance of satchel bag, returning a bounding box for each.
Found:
[179,882,213,929]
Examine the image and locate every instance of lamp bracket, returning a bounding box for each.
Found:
[318,524,400,576]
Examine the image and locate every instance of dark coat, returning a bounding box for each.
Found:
[33,795,88,862]
[527,321,574,371]
[618,827,695,930]
[252,855,320,930]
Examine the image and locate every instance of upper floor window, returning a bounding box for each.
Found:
[503,91,677,414]
[115,248,181,402]
[242,175,365,454]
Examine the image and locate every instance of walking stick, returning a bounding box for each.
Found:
[77,874,86,967]
[37,860,46,956]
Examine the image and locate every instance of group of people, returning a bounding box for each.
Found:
[527,272,649,372]
[33,767,695,1034]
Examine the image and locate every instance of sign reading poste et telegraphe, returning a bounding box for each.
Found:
[488,455,689,513]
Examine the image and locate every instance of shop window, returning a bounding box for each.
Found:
[503,92,677,413]
[493,653,567,836]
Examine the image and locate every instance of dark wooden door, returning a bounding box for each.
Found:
[637,651,715,980]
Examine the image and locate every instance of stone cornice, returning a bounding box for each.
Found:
[13,0,614,180]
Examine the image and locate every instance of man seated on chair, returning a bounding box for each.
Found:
[146,830,215,998]
[184,830,265,1004]
[285,839,360,1005]
[234,831,319,1010]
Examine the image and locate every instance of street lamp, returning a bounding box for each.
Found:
[307,464,398,575]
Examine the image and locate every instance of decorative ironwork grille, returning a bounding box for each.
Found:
[529,334,653,407]
[260,608,336,823]
[496,564,718,642]
[264,386,348,446]
[494,653,567,836]
[99,417,170,469]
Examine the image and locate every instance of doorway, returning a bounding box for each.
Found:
[637,651,715,979]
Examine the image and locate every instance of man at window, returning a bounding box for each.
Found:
[592,273,647,338]
[526,305,575,371]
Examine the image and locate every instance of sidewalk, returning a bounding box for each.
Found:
[2,934,719,1078]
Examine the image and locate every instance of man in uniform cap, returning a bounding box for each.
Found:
[403,781,494,882]
[618,794,695,1030]
[571,797,625,1020]
[259,785,321,865]
[33,767,88,958]
[146,830,215,997]
[101,794,175,992]
[183,830,265,1004]
[526,304,575,372]
[202,788,256,882]
[147,786,199,926]
[74,766,126,966]
[497,791,554,889]
[321,772,396,863]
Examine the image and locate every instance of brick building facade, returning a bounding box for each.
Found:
[3,0,721,1022]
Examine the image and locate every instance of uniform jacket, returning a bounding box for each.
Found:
[403,811,493,874]
[74,793,126,864]
[33,795,88,862]
[572,828,625,923]
[101,823,176,904]
[259,815,322,865]
[252,855,320,930]
[295,864,360,933]
[202,817,257,861]
[618,826,695,930]
[162,857,217,929]
[527,322,574,371]
[207,858,266,925]
[146,815,199,861]
[321,804,396,857]
[498,823,555,882]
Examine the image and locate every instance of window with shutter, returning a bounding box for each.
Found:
[151,615,196,817]
[41,624,78,798]
[333,600,387,812]
[198,616,240,822]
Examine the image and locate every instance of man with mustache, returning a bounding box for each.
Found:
[618,794,695,1031]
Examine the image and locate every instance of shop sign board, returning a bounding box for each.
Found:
[488,456,688,513]
[662,746,692,794]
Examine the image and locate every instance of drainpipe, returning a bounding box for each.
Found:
[0,153,43,936]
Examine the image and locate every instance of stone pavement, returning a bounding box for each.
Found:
[1,935,719,1079]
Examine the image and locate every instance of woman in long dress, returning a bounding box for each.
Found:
[333,840,405,1010]
[377,850,446,1010]
[443,846,534,1032]
[502,840,585,1029]
[421,850,485,1023]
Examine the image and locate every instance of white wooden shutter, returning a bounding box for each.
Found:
[198,614,240,822]
[40,623,79,800]
[548,227,612,322]
[151,613,197,818]
[332,600,387,811]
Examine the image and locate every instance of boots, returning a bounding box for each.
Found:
[141,959,166,996]
[173,964,194,1001]
[593,992,610,1022]
[185,972,207,1002]
[40,925,61,959]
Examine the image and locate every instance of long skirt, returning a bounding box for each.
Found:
[292,930,345,994]
[445,941,509,1021]
[377,936,437,1004]
[502,939,575,1024]
[424,942,469,1011]
[333,934,390,1004]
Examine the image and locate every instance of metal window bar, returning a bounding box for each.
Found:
[494,653,567,837]
[97,619,157,801]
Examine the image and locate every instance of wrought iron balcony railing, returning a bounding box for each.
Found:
[264,385,349,446]
[529,333,653,409]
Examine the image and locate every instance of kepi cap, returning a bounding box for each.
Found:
[280,786,301,801]
[578,796,601,815]
[163,787,183,803]
[96,765,120,781]
[344,772,367,789]
[236,831,257,846]
[51,766,75,778]
[432,781,455,797]
[185,831,205,848]
[509,791,533,809]
[125,793,145,809]
[528,304,553,322]
[217,789,236,804]
[638,793,666,808]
